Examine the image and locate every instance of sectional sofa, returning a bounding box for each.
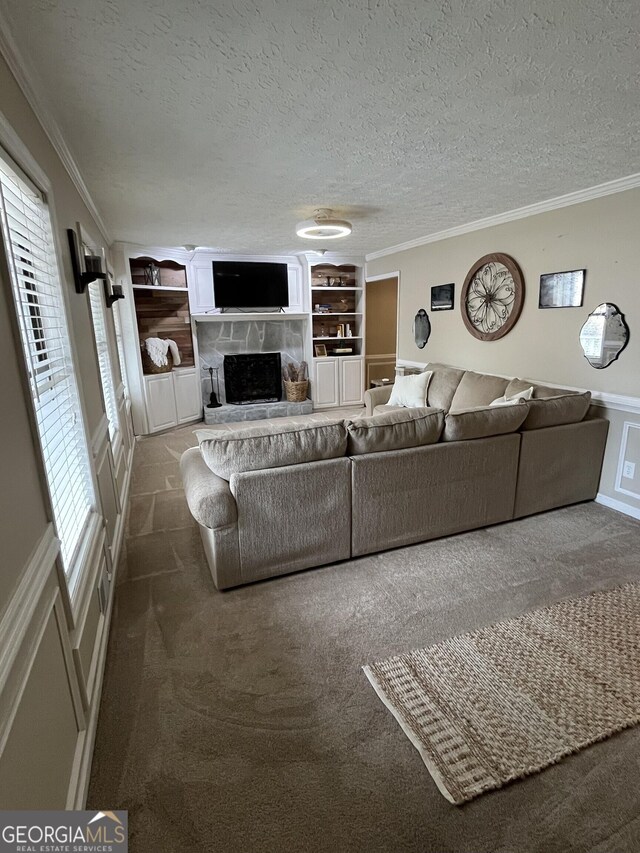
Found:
[180,363,608,589]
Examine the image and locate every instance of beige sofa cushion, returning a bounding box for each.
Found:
[442,402,528,442]
[449,370,510,411]
[345,407,444,455]
[521,392,591,430]
[424,363,466,411]
[506,378,577,399]
[195,420,347,480]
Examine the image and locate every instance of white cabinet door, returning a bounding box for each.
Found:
[340,357,364,405]
[145,374,178,432]
[189,262,214,314]
[174,369,202,423]
[313,358,340,408]
[287,264,304,313]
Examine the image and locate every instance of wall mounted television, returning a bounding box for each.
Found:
[212,261,289,309]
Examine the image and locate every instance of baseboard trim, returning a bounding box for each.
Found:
[595,493,640,521]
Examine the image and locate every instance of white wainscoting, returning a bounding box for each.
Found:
[0,405,135,808]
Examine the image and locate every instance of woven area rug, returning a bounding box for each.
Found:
[363,583,640,805]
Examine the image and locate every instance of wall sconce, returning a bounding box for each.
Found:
[104,278,125,308]
[67,227,107,293]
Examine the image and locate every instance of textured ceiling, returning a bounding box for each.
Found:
[2,0,639,255]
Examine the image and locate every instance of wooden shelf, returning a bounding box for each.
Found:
[133,284,188,292]
[313,336,362,341]
[311,286,362,291]
[312,312,361,317]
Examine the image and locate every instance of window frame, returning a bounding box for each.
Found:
[0,120,103,616]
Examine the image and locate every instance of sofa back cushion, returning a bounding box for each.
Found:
[424,363,466,410]
[195,419,348,480]
[521,392,591,430]
[449,370,510,411]
[345,407,444,455]
[442,401,528,442]
[506,377,577,399]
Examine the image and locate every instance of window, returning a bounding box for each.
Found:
[88,274,120,442]
[0,149,95,573]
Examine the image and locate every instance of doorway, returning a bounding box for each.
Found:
[364,274,398,387]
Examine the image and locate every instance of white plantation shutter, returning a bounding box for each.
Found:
[88,278,119,440]
[111,276,128,391]
[0,150,95,573]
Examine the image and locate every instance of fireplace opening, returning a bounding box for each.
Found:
[223,352,282,404]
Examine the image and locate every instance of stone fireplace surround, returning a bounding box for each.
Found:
[196,317,313,424]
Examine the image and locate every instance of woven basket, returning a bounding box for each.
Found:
[141,348,173,375]
[284,379,309,402]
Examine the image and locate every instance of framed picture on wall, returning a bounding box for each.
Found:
[538,269,586,308]
[431,283,455,311]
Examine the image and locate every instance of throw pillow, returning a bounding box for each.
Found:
[388,370,433,408]
[490,386,534,407]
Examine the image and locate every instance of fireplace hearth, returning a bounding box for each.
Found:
[224,352,282,404]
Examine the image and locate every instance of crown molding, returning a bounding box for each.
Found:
[366,173,640,262]
[0,10,112,244]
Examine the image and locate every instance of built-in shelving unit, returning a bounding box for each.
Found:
[308,261,365,408]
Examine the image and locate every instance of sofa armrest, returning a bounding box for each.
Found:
[180,447,238,529]
[364,384,393,416]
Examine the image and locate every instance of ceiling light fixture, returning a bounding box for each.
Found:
[296,208,352,240]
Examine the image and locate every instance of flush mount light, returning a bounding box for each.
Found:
[296,208,352,240]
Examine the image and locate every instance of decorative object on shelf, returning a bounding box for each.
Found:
[461,253,525,341]
[329,277,343,287]
[336,323,345,338]
[338,297,349,312]
[141,336,181,374]
[296,208,352,240]
[67,227,107,294]
[204,365,222,408]
[334,347,353,354]
[283,361,309,402]
[315,304,332,313]
[314,343,328,357]
[143,262,161,286]
[539,269,585,309]
[413,308,431,349]
[431,283,455,311]
[579,303,629,369]
[345,323,352,337]
[318,322,327,337]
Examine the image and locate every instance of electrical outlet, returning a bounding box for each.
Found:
[623,461,636,480]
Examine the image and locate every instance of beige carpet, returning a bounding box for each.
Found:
[88,421,640,852]
[365,582,640,805]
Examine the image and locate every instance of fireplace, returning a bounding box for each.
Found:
[224,352,282,404]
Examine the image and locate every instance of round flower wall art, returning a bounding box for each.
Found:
[461,253,525,341]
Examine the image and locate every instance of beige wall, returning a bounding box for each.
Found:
[367,189,640,396]
[365,277,398,355]
[367,189,640,513]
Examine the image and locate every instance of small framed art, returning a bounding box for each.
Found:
[431,283,455,311]
[538,269,585,309]
[314,343,327,357]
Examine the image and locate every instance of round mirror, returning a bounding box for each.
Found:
[414,309,431,349]
[579,303,629,369]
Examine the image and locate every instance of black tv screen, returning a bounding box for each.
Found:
[212,261,289,308]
